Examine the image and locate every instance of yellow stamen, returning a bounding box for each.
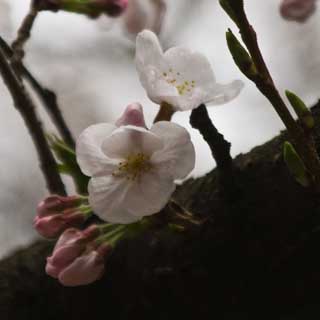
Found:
[113,153,151,181]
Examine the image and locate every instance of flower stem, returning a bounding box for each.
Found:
[96,225,128,246]
[154,102,175,123]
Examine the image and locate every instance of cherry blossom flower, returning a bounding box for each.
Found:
[135,30,244,111]
[34,195,87,238]
[280,0,317,23]
[46,226,110,286]
[76,103,195,224]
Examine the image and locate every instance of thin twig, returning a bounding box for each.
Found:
[227,1,320,188]
[0,37,75,147]
[190,104,236,192]
[0,46,66,195]
[11,5,38,68]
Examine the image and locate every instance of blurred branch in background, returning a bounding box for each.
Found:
[0,39,66,195]
[0,37,75,148]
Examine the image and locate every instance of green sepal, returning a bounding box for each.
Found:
[226,29,257,79]
[219,0,239,26]
[285,90,315,129]
[48,134,89,194]
[59,0,103,17]
[283,141,310,187]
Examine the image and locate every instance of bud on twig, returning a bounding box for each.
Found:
[48,135,89,194]
[219,0,239,26]
[285,90,315,129]
[283,141,310,187]
[34,0,128,18]
[226,29,257,79]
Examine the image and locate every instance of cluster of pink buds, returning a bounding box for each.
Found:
[33,0,129,18]
[280,0,317,23]
[46,225,111,286]
[34,195,90,238]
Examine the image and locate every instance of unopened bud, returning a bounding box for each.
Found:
[219,0,239,26]
[116,103,147,128]
[226,29,257,79]
[34,0,128,18]
[285,90,315,129]
[283,141,310,187]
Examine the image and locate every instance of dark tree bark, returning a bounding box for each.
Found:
[2,104,320,320]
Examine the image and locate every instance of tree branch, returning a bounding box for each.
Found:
[190,104,236,193]
[0,37,75,148]
[11,5,38,68]
[0,45,66,195]
[226,1,320,188]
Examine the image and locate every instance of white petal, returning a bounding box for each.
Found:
[150,121,195,179]
[76,123,118,177]
[135,30,164,70]
[125,171,176,216]
[101,125,163,159]
[88,176,139,224]
[164,47,216,86]
[138,66,179,105]
[204,80,244,105]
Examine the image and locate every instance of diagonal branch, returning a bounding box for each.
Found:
[190,104,237,193]
[0,37,75,148]
[224,0,320,189]
[0,45,66,195]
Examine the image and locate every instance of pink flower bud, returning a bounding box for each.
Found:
[116,103,147,127]
[280,0,317,23]
[37,195,82,216]
[46,226,110,286]
[34,195,86,238]
[34,210,86,239]
[58,243,111,286]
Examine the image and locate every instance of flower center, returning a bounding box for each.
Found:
[162,69,196,96]
[113,153,152,180]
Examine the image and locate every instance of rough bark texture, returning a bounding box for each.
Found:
[2,104,320,320]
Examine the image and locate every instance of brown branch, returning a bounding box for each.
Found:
[11,5,38,68]
[0,37,75,147]
[226,0,320,188]
[0,45,66,195]
[190,104,237,193]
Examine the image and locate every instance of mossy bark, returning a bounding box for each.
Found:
[2,104,320,320]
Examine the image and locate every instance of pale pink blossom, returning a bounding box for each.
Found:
[280,0,317,22]
[76,103,195,224]
[135,30,244,111]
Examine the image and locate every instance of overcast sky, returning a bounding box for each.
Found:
[1,0,320,257]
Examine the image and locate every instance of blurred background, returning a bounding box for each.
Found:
[0,0,319,258]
